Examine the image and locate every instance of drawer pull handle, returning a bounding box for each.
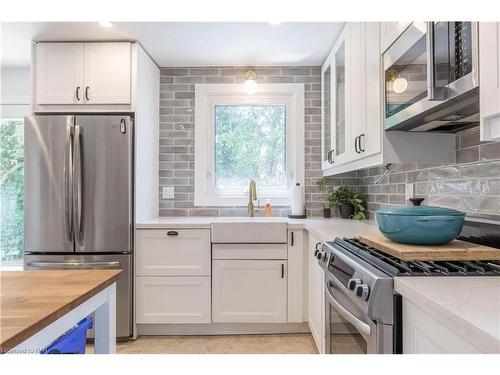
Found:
[167,231,179,236]
[281,263,285,278]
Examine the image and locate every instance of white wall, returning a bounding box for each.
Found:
[1,66,30,118]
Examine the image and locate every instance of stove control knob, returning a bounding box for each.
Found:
[316,251,323,260]
[322,252,328,261]
[314,249,319,257]
[355,284,370,301]
[348,278,362,291]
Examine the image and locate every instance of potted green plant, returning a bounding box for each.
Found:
[327,185,366,220]
[316,177,332,218]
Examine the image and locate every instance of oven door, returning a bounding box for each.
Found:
[325,274,393,354]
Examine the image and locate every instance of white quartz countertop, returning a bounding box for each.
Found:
[395,276,500,353]
[136,216,381,241]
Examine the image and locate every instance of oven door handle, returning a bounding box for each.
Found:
[325,281,372,336]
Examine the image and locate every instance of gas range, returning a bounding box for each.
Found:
[319,219,500,354]
[323,237,500,278]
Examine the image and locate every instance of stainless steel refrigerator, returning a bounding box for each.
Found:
[23,115,134,338]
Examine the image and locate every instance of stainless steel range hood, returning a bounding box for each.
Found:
[393,87,480,133]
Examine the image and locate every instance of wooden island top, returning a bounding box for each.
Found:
[0,269,122,353]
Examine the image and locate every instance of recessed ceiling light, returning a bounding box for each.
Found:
[269,21,282,25]
[98,21,113,28]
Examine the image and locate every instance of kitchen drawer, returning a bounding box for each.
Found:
[212,243,287,260]
[136,229,210,276]
[136,276,211,324]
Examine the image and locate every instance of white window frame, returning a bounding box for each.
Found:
[194,83,304,207]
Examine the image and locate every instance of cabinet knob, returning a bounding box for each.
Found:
[166,231,179,236]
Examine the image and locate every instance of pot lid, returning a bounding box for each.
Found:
[375,198,465,216]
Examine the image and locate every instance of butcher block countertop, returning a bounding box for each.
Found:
[0,270,122,353]
[360,234,500,261]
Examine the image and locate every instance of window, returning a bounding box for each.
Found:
[0,119,24,269]
[195,84,304,207]
[214,105,286,190]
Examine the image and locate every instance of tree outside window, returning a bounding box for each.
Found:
[214,105,286,190]
[0,119,24,268]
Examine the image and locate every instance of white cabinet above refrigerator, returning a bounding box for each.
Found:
[33,42,134,112]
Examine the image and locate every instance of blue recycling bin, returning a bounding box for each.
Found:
[41,316,93,354]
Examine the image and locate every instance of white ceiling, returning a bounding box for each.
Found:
[1,22,344,68]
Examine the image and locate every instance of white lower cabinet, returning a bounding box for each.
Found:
[308,233,325,354]
[403,299,481,353]
[136,276,211,324]
[212,260,287,323]
[136,229,211,276]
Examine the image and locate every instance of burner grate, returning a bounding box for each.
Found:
[337,238,500,277]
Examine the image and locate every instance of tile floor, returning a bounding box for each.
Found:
[88,333,318,354]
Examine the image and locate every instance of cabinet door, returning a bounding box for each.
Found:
[403,299,482,353]
[36,43,84,104]
[360,22,382,158]
[321,52,334,170]
[380,22,412,53]
[308,234,325,353]
[346,23,363,160]
[479,22,500,141]
[136,229,211,276]
[332,26,349,166]
[83,42,131,104]
[136,276,211,324]
[212,260,287,323]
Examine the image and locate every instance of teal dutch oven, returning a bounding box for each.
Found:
[375,198,465,245]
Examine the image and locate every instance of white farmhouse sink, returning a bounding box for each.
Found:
[211,221,287,243]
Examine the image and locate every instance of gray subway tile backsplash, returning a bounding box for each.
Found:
[158,65,324,217]
[158,67,500,219]
[461,161,500,178]
[358,127,500,220]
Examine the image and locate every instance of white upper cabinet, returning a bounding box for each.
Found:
[34,42,132,108]
[332,30,349,165]
[322,26,349,169]
[321,53,333,169]
[36,43,84,104]
[352,22,382,160]
[322,22,383,174]
[83,43,131,104]
[479,22,500,141]
[380,22,412,53]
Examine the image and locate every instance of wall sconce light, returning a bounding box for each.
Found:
[243,69,258,95]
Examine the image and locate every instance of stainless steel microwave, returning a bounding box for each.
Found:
[383,22,479,132]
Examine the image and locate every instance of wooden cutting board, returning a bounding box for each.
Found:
[359,234,500,261]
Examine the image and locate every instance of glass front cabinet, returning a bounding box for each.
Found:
[322,26,349,171]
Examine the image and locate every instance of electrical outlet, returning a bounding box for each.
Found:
[405,183,414,202]
[162,186,174,199]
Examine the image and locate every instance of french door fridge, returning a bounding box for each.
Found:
[23,115,134,338]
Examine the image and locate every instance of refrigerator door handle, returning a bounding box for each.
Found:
[73,124,83,244]
[26,261,121,269]
[63,122,74,241]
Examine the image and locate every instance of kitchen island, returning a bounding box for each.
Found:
[0,270,121,354]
